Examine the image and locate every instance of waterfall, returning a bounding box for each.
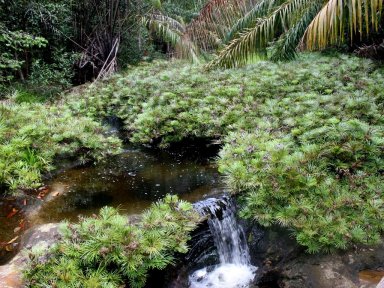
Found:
[189,196,257,288]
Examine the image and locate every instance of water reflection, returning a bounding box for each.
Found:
[29,146,222,224]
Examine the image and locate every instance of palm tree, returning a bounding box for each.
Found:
[196,0,384,68]
[143,0,255,61]
[143,12,200,62]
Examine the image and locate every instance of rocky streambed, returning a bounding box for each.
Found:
[2,209,384,288]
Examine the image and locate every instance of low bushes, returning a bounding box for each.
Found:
[0,99,121,194]
[3,52,380,253]
[219,121,383,252]
[24,195,200,288]
[68,54,383,145]
[69,53,384,252]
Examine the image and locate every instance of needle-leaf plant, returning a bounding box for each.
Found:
[67,53,384,252]
[24,195,200,288]
[0,97,121,194]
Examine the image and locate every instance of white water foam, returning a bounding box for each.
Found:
[190,264,257,288]
[190,197,257,288]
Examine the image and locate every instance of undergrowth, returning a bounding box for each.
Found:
[68,53,384,252]
[0,99,121,194]
[24,195,200,288]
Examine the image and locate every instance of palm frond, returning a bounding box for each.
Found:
[185,0,252,50]
[175,34,200,62]
[143,14,199,62]
[224,0,281,43]
[270,2,322,61]
[207,0,314,68]
[303,0,384,50]
[143,14,183,45]
[148,14,186,34]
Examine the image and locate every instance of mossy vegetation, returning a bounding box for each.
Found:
[24,195,200,288]
[0,98,121,194]
[70,53,384,252]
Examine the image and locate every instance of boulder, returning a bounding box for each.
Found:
[377,277,384,288]
[248,224,384,288]
[0,223,60,288]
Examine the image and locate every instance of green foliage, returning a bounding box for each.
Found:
[28,49,79,97]
[24,195,200,288]
[10,89,46,104]
[0,0,208,89]
[0,28,47,52]
[0,25,47,85]
[0,1,85,91]
[200,0,384,68]
[215,59,384,252]
[220,122,383,252]
[69,53,384,251]
[162,0,206,22]
[0,98,121,194]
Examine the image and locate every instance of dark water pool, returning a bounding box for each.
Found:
[28,146,223,224]
[0,144,222,264]
[0,197,25,263]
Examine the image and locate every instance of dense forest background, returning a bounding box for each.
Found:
[1,0,383,98]
[0,0,206,96]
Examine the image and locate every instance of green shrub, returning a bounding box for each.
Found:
[0,99,121,194]
[69,53,384,146]
[28,49,79,98]
[6,89,46,104]
[219,121,383,252]
[0,25,47,85]
[24,195,200,288]
[216,58,384,252]
[63,53,384,252]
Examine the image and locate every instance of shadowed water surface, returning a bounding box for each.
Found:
[28,146,222,225]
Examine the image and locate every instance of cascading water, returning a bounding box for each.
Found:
[189,197,257,288]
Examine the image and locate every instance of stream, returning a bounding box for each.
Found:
[0,143,260,287]
[1,142,381,287]
[0,144,221,261]
[28,146,222,225]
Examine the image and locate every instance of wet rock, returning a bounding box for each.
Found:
[360,270,384,284]
[281,243,384,288]
[280,255,358,288]
[377,277,384,288]
[246,224,302,270]
[20,223,61,249]
[0,264,22,288]
[0,223,60,288]
[247,224,384,288]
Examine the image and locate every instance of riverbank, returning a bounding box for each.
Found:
[64,52,384,252]
[2,194,384,288]
[0,52,383,287]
